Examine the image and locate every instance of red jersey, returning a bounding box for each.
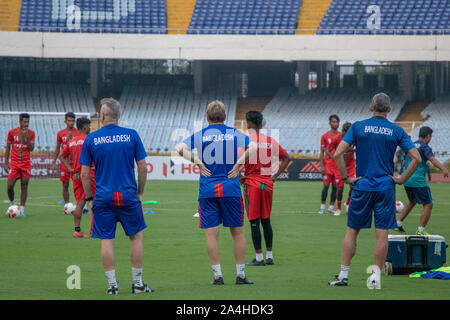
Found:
[320,131,342,169]
[345,147,356,175]
[7,128,35,166]
[61,133,86,173]
[57,128,78,158]
[244,133,288,188]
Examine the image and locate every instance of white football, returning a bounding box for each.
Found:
[64,202,76,215]
[395,201,404,213]
[7,205,21,218]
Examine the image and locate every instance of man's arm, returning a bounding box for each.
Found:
[81,165,93,206]
[175,142,211,177]
[319,146,326,175]
[389,148,421,185]
[136,159,147,201]
[429,157,449,178]
[271,156,291,181]
[59,154,73,173]
[22,130,34,152]
[228,141,257,179]
[3,142,11,171]
[335,140,360,185]
[52,142,62,170]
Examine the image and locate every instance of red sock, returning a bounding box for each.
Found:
[346,198,350,206]
[337,201,342,210]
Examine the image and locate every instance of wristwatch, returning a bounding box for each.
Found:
[85,196,94,202]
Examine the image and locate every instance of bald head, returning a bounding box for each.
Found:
[371,93,391,113]
[100,97,121,124]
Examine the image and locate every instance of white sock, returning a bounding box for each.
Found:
[328,205,334,211]
[372,266,381,281]
[256,253,264,262]
[20,206,24,213]
[418,226,425,233]
[236,264,245,279]
[266,251,273,260]
[338,265,350,280]
[320,204,326,210]
[397,220,403,227]
[211,264,222,279]
[132,267,143,286]
[105,269,117,287]
[10,200,15,206]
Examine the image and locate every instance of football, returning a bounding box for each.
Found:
[7,205,21,218]
[395,201,404,213]
[64,202,76,215]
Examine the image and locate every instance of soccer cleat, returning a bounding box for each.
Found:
[247,258,265,266]
[367,274,381,290]
[333,209,341,216]
[73,231,88,238]
[416,230,430,236]
[265,258,274,265]
[328,275,348,286]
[396,225,406,233]
[132,282,155,293]
[236,276,254,285]
[318,208,325,214]
[211,277,224,285]
[82,206,89,214]
[107,285,118,295]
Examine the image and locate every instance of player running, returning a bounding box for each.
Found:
[319,115,344,215]
[59,117,95,238]
[341,122,356,216]
[396,126,449,235]
[176,100,257,285]
[4,113,35,217]
[239,111,290,266]
[52,112,78,206]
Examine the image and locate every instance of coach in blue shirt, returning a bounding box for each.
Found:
[328,93,421,289]
[80,98,152,295]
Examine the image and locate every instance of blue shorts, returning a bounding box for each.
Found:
[198,197,244,229]
[404,186,433,205]
[91,201,146,239]
[347,189,396,230]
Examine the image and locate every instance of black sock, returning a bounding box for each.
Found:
[75,227,81,232]
[330,185,337,203]
[250,219,262,253]
[321,184,330,202]
[261,218,273,249]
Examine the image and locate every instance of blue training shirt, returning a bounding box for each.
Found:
[342,116,415,191]
[79,124,147,206]
[404,140,433,188]
[183,124,251,199]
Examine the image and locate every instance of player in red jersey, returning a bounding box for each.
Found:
[319,115,344,215]
[52,112,78,205]
[341,122,356,216]
[4,113,35,216]
[59,117,95,238]
[239,111,291,266]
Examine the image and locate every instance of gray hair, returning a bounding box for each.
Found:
[100,97,121,121]
[371,93,390,113]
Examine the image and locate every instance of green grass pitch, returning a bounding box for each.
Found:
[1,179,449,300]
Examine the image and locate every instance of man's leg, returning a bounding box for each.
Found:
[130,231,148,291]
[397,201,416,230]
[319,184,330,213]
[205,226,223,282]
[341,227,360,267]
[72,199,87,237]
[374,228,389,270]
[20,175,30,213]
[62,180,70,204]
[230,226,253,284]
[7,178,17,204]
[418,203,433,232]
[336,186,344,214]
[101,239,117,291]
[249,218,264,258]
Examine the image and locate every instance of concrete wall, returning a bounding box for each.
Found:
[1,32,450,61]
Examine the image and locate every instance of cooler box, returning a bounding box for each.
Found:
[385,235,448,275]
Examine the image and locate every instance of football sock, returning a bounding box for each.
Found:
[20,206,24,213]
[74,226,81,232]
[105,269,117,287]
[346,197,351,206]
[255,253,264,262]
[338,265,350,280]
[397,220,403,227]
[320,203,326,210]
[418,226,425,233]
[321,185,329,202]
[250,219,262,252]
[236,264,245,279]
[10,200,15,206]
[330,185,337,203]
[132,267,143,286]
[328,205,334,212]
[261,218,273,249]
[266,251,273,260]
[337,201,342,210]
[212,264,222,279]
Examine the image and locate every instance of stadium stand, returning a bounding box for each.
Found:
[409,94,450,162]
[166,0,196,34]
[316,0,450,35]
[261,87,405,154]
[187,0,302,34]
[0,0,21,31]
[18,0,167,33]
[0,83,93,151]
[118,86,237,152]
[296,0,333,34]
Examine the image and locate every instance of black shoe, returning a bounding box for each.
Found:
[247,258,265,266]
[396,226,406,233]
[107,285,118,295]
[211,276,224,285]
[132,282,154,294]
[265,258,274,265]
[328,275,348,286]
[236,276,254,285]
